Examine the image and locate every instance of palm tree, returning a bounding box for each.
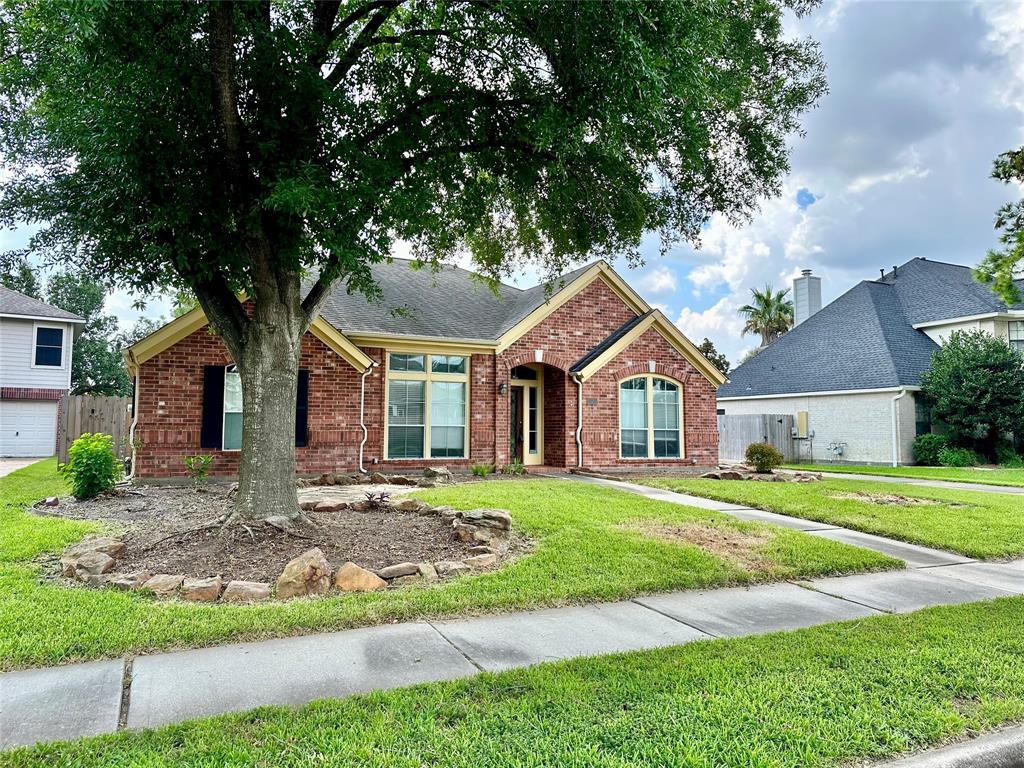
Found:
[738,284,794,347]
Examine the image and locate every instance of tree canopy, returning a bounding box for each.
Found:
[0,0,826,519]
[976,147,1023,305]
[738,284,794,347]
[697,338,731,375]
[0,257,42,298]
[920,330,1024,459]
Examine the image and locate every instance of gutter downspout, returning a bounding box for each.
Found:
[125,352,140,481]
[890,389,907,467]
[574,374,584,468]
[358,363,377,474]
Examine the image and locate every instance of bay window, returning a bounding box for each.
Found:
[386,353,468,459]
[619,375,682,459]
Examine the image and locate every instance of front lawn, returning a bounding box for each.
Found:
[0,461,895,670]
[786,463,1024,488]
[9,597,1024,767]
[640,476,1024,559]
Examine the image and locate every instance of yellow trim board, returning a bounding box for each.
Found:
[495,261,651,354]
[349,333,495,355]
[124,306,373,374]
[576,311,728,387]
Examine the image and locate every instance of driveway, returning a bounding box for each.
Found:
[0,457,47,477]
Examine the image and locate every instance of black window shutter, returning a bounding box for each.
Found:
[295,369,310,447]
[200,366,225,449]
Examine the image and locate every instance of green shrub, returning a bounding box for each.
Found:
[912,433,950,466]
[937,446,981,468]
[745,442,784,473]
[59,433,123,500]
[183,454,214,489]
[996,442,1024,468]
[500,459,527,476]
[470,463,495,478]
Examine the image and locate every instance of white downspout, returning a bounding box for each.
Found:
[574,375,584,468]
[125,353,140,481]
[358,363,377,474]
[890,389,907,467]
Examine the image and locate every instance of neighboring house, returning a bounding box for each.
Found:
[0,286,85,457]
[718,258,1024,466]
[125,259,726,478]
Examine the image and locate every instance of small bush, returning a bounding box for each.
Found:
[500,459,527,475]
[937,446,980,468]
[912,433,950,466]
[996,442,1024,468]
[59,433,123,500]
[183,454,214,489]
[745,442,784,473]
[471,463,495,478]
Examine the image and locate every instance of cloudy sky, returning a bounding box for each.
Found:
[616,0,1024,365]
[2,1,1022,367]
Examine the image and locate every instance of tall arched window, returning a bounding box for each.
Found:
[619,375,681,459]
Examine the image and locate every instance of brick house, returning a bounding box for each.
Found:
[125,259,725,478]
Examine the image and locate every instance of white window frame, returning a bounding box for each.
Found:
[1009,320,1024,354]
[618,374,684,460]
[31,322,66,369]
[222,364,243,452]
[384,353,470,460]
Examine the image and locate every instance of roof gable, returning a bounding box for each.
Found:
[0,285,85,322]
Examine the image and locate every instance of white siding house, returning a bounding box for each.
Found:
[719,258,1023,466]
[0,287,84,457]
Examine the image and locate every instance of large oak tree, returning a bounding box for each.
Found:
[1,0,825,521]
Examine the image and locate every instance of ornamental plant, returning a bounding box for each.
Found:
[745,442,784,474]
[59,433,123,500]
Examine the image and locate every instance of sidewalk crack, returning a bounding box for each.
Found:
[117,657,134,730]
[427,621,485,673]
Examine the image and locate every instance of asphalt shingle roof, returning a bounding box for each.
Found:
[719,257,1024,399]
[570,312,653,373]
[313,258,598,341]
[0,285,84,322]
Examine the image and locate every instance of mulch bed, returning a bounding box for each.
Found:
[46,485,477,583]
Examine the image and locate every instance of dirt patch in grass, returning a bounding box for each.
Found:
[623,521,774,571]
[832,491,965,507]
[45,485,486,582]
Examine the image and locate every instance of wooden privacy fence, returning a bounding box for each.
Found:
[57,395,132,464]
[717,414,796,463]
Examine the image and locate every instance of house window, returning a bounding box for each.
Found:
[33,325,64,367]
[386,353,468,459]
[1010,321,1024,355]
[914,396,931,437]
[223,365,243,451]
[619,375,682,459]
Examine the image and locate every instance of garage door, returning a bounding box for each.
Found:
[0,401,57,457]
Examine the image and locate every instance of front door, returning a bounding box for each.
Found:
[509,365,543,466]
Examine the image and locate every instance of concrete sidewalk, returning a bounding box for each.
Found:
[3,474,1023,751]
[784,468,1024,495]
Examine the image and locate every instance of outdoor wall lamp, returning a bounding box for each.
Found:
[498,382,507,396]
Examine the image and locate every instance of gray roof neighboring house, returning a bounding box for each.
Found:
[0,285,85,323]
[717,257,1020,399]
[313,258,597,341]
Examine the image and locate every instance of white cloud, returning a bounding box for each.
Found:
[635,265,678,295]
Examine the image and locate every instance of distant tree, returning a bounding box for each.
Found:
[0,257,41,299]
[47,271,131,396]
[697,338,730,375]
[0,1,826,522]
[739,285,794,347]
[976,147,1023,304]
[171,290,199,318]
[738,347,763,365]
[920,330,1024,460]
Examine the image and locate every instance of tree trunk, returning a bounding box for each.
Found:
[230,298,305,522]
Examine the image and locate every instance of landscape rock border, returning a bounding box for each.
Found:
[56,492,516,604]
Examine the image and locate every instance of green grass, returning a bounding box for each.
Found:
[0,461,896,671]
[8,598,1024,767]
[786,463,1024,488]
[640,476,1024,559]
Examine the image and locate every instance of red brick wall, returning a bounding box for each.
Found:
[134,275,719,477]
[134,328,364,478]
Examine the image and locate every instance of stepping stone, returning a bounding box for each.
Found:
[435,601,710,673]
[0,660,123,749]
[803,569,1013,614]
[128,623,477,728]
[927,561,1024,595]
[808,528,973,568]
[635,582,881,638]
